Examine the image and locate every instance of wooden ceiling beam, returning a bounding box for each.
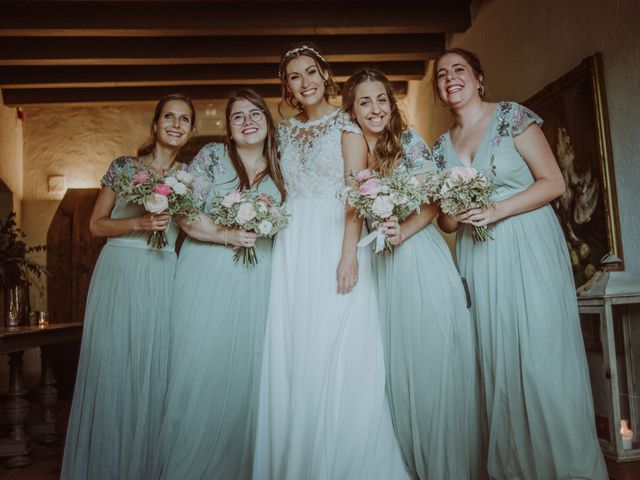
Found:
[1,81,408,106]
[0,61,426,88]
[0,1,471,37]
[0,34,443,66]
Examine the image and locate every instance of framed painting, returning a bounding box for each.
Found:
[525,53,623,288]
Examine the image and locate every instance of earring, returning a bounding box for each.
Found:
[478,85,485,97]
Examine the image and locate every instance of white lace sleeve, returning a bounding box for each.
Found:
[337,111,362,135]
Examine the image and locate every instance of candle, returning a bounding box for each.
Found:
[620,419,634,450]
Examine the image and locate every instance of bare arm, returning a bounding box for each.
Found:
[383,203,439,245]
[337,132,368,294]
[175,213,256,248]
[89,186,168,237]
[450,124,565,228]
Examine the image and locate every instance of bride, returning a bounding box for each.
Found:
[252,42,409,480]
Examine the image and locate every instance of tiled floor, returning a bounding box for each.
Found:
[1,402,639,480]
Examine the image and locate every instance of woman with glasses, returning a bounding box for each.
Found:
[151,89,286,480]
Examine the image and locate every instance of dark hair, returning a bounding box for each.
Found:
[225,89,286,202]
[432,48,486,102]
[342,68,407,176]
[277,41,339,115]
[139,93,196,156]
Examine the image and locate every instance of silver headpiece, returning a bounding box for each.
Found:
[278,45,327,77]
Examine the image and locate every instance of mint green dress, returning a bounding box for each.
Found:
[151,143,281,480]
[372,130,485,480]
[434,102,607,479]
[61,157,177,480]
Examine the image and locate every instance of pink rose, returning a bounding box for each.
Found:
[235,202,257,225]
[258,194,272,206]
[358,179,380,198]
[133,170,150,185]
[355,169,373,183]
[222,190,243,207]
[448,167,478,183]
[153,183,173,196]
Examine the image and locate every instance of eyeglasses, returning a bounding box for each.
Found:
[229,109,265,126]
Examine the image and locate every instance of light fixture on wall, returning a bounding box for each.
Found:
[47,175,66,197]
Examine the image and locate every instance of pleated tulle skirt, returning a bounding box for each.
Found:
[253,198,409,480]
[152,237,272,480]
[61,243,176,480]
[372,224,486,480]
[457,205,607,479]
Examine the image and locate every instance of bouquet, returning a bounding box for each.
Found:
[208,190,288,267]
[426,164,496,242]
[342,169,428,254]
[112,166,199,249]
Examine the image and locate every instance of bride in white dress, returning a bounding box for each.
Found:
[252,43,409,480]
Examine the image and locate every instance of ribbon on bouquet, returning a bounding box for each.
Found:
[357,228,386,253]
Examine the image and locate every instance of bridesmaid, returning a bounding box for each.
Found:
[61,93,196,480]
[151,89,286,480]
[435,48,608,479]
[342,67,485,480]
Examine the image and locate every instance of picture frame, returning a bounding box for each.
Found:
[525,53,623,288]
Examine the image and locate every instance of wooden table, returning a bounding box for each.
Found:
[0,322,82,467]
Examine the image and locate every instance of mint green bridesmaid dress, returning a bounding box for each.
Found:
[435,102,608,479]
[151,143,280,480]
[61,157,177,480]
[372,130,485,480]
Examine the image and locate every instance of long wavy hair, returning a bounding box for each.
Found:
[138,92,196,157]
[225,89,286,202]
[277,41,339,116]
[342,68,407,177]
[431,48,486,103]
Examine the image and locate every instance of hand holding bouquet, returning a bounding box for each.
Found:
[208,190,288,267]
[112,166,198,249]
[342,169,428,254]
[426,164,496,242]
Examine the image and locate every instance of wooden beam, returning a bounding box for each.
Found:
[0,61,426,88]
[0,34,443,66]
[1,81,408,106]
[0,1,471,36]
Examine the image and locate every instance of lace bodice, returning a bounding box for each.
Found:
[278,109,361,200]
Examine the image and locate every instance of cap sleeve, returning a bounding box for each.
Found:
[188,142,225,209]
[400,129,435,174]
[100,156,135,188]
[430,134,448,171]
[509,102,543,136]
[337,110,362,135]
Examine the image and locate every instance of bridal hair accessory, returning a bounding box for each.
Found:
[278,45,326,77]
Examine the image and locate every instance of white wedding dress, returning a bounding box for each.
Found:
[252,109,409,480]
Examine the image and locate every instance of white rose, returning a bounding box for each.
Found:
[172,182,187,195]
[176,171,194,185]
[235,202,257,224]
[258,220,273,235]
[144,193,169,213]
[372,195,394,219]
[380,185,391,194]
[222,190,243,207]
[389,192,409,205]
[164,176,178,187]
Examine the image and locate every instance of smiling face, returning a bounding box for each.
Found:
[228,98,267,147]
[285,55,328,109]
[435,52,483,107]
[154,99,194,149]
[352,80,391,138]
